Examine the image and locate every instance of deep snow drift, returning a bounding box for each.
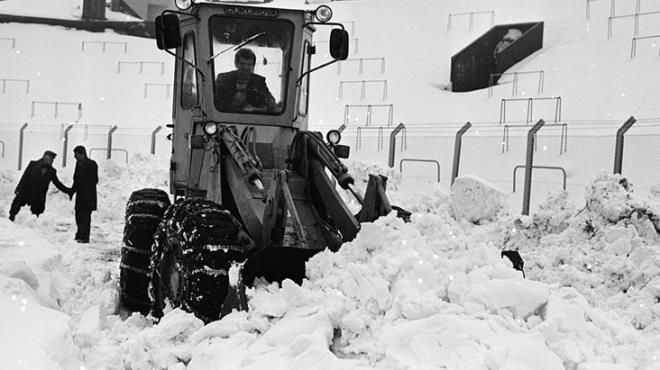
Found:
[1,155,659,369]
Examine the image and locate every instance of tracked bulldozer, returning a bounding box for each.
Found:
[119,1,407,322]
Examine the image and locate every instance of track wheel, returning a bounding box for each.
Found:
[150,198,253,323]
[119,188,170,314]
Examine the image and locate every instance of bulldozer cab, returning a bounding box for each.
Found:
[155,2,348,196]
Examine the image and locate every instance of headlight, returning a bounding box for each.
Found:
[315,5,333,23]
[204,122,218,135]
[326,129,341,145]
[175,0,192,10]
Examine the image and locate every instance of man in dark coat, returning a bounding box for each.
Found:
[214,48,277,113]
[70,145,98,243]
[9,150,71,221]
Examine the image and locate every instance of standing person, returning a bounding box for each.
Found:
[70,145,98,243]
[9,150,71,221]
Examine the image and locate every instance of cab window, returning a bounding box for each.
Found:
[209,16,293,114]
[180,33,198,109]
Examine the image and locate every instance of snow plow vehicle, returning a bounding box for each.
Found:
[119,1,405,322]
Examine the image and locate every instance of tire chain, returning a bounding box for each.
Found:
[150,197,252,323]
[119,188,171,314]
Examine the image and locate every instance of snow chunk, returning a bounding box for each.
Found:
[75,304,106,346]
[451,175,508,223]
[464,278,550,319]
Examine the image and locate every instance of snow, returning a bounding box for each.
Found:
[1,0,660,369]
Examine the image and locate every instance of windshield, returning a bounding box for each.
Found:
[210,16,293,114]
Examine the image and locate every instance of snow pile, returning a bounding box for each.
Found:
[450,175,509,224]
[503,173,660,337]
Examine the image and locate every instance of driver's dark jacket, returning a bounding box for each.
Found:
[214,70,275,112]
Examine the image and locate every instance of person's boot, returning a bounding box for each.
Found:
[8,214,15,222]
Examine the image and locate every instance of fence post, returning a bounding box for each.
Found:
[451,122,472,186]
[18,123,28,170]
[388,123,406,167]
[522,119,545,215]
[151,125,162,154]
[62,124,74,167]
[613,116,636,174]
[107,125,118,160]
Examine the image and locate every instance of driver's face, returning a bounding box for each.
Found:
[236,57,255,73]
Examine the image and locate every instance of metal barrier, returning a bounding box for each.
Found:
[630,34,660,58]
[488,70,544,97]
[337,57,386,74]
[81,40,128,53]
[0,37,16,48]
[447,10,495,31]
[144,83,173,98]
[1,78,30,94]
[387,123,407,167]
[31,101,82,120]
[344,104,394,126]
[89,148,129,163]
[586,0,602,20]
[355,126,384,151]
[608,10,660,39]
[117,61,166,74]
[451,122,472,185]
[338,80,387,101]
[151,125,162,155]
[18,123,28,170]
[522,119,545,215]
[0,140,5,158]
[502,122,567,154]
[499,96,561,124]
[399,159,441,183]
[513,165,567,192]
[62,124,74,167]
[614,116,636,174]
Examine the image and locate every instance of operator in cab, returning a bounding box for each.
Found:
[215,48,277,113]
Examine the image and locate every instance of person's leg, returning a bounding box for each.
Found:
[76,208,92,242]
[9,195,27,221]
[74,209,82,240]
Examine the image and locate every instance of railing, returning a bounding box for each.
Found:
[388,123,407,167]
[399,159,440,182]
[1,78,30,94]
[488,71,544,97]
[608,10,660,39]
[0,140,5,158]
[338,80,388,101]
[630,34,660,58]
[344,104,394,126]
[31,101,82,120]
[355,126,384,151]
[0,37,16,49]
[502,122,567,154]
[62,124,74,167]
[89,148,129,163]
[512,165,567,192]
[447,10,495,32]
[117,61,166,74]
[18,123,28,170]
[499,96,561,124]
[337,57,386,74]
[151,125,162,155]
[144,83,173,98]
[81,40,128,53]
[586,0,602,20]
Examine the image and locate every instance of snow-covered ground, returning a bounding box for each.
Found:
[1,0,660,369]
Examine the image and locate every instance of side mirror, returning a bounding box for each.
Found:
[155,14,181,50]
[329,29,349,60]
